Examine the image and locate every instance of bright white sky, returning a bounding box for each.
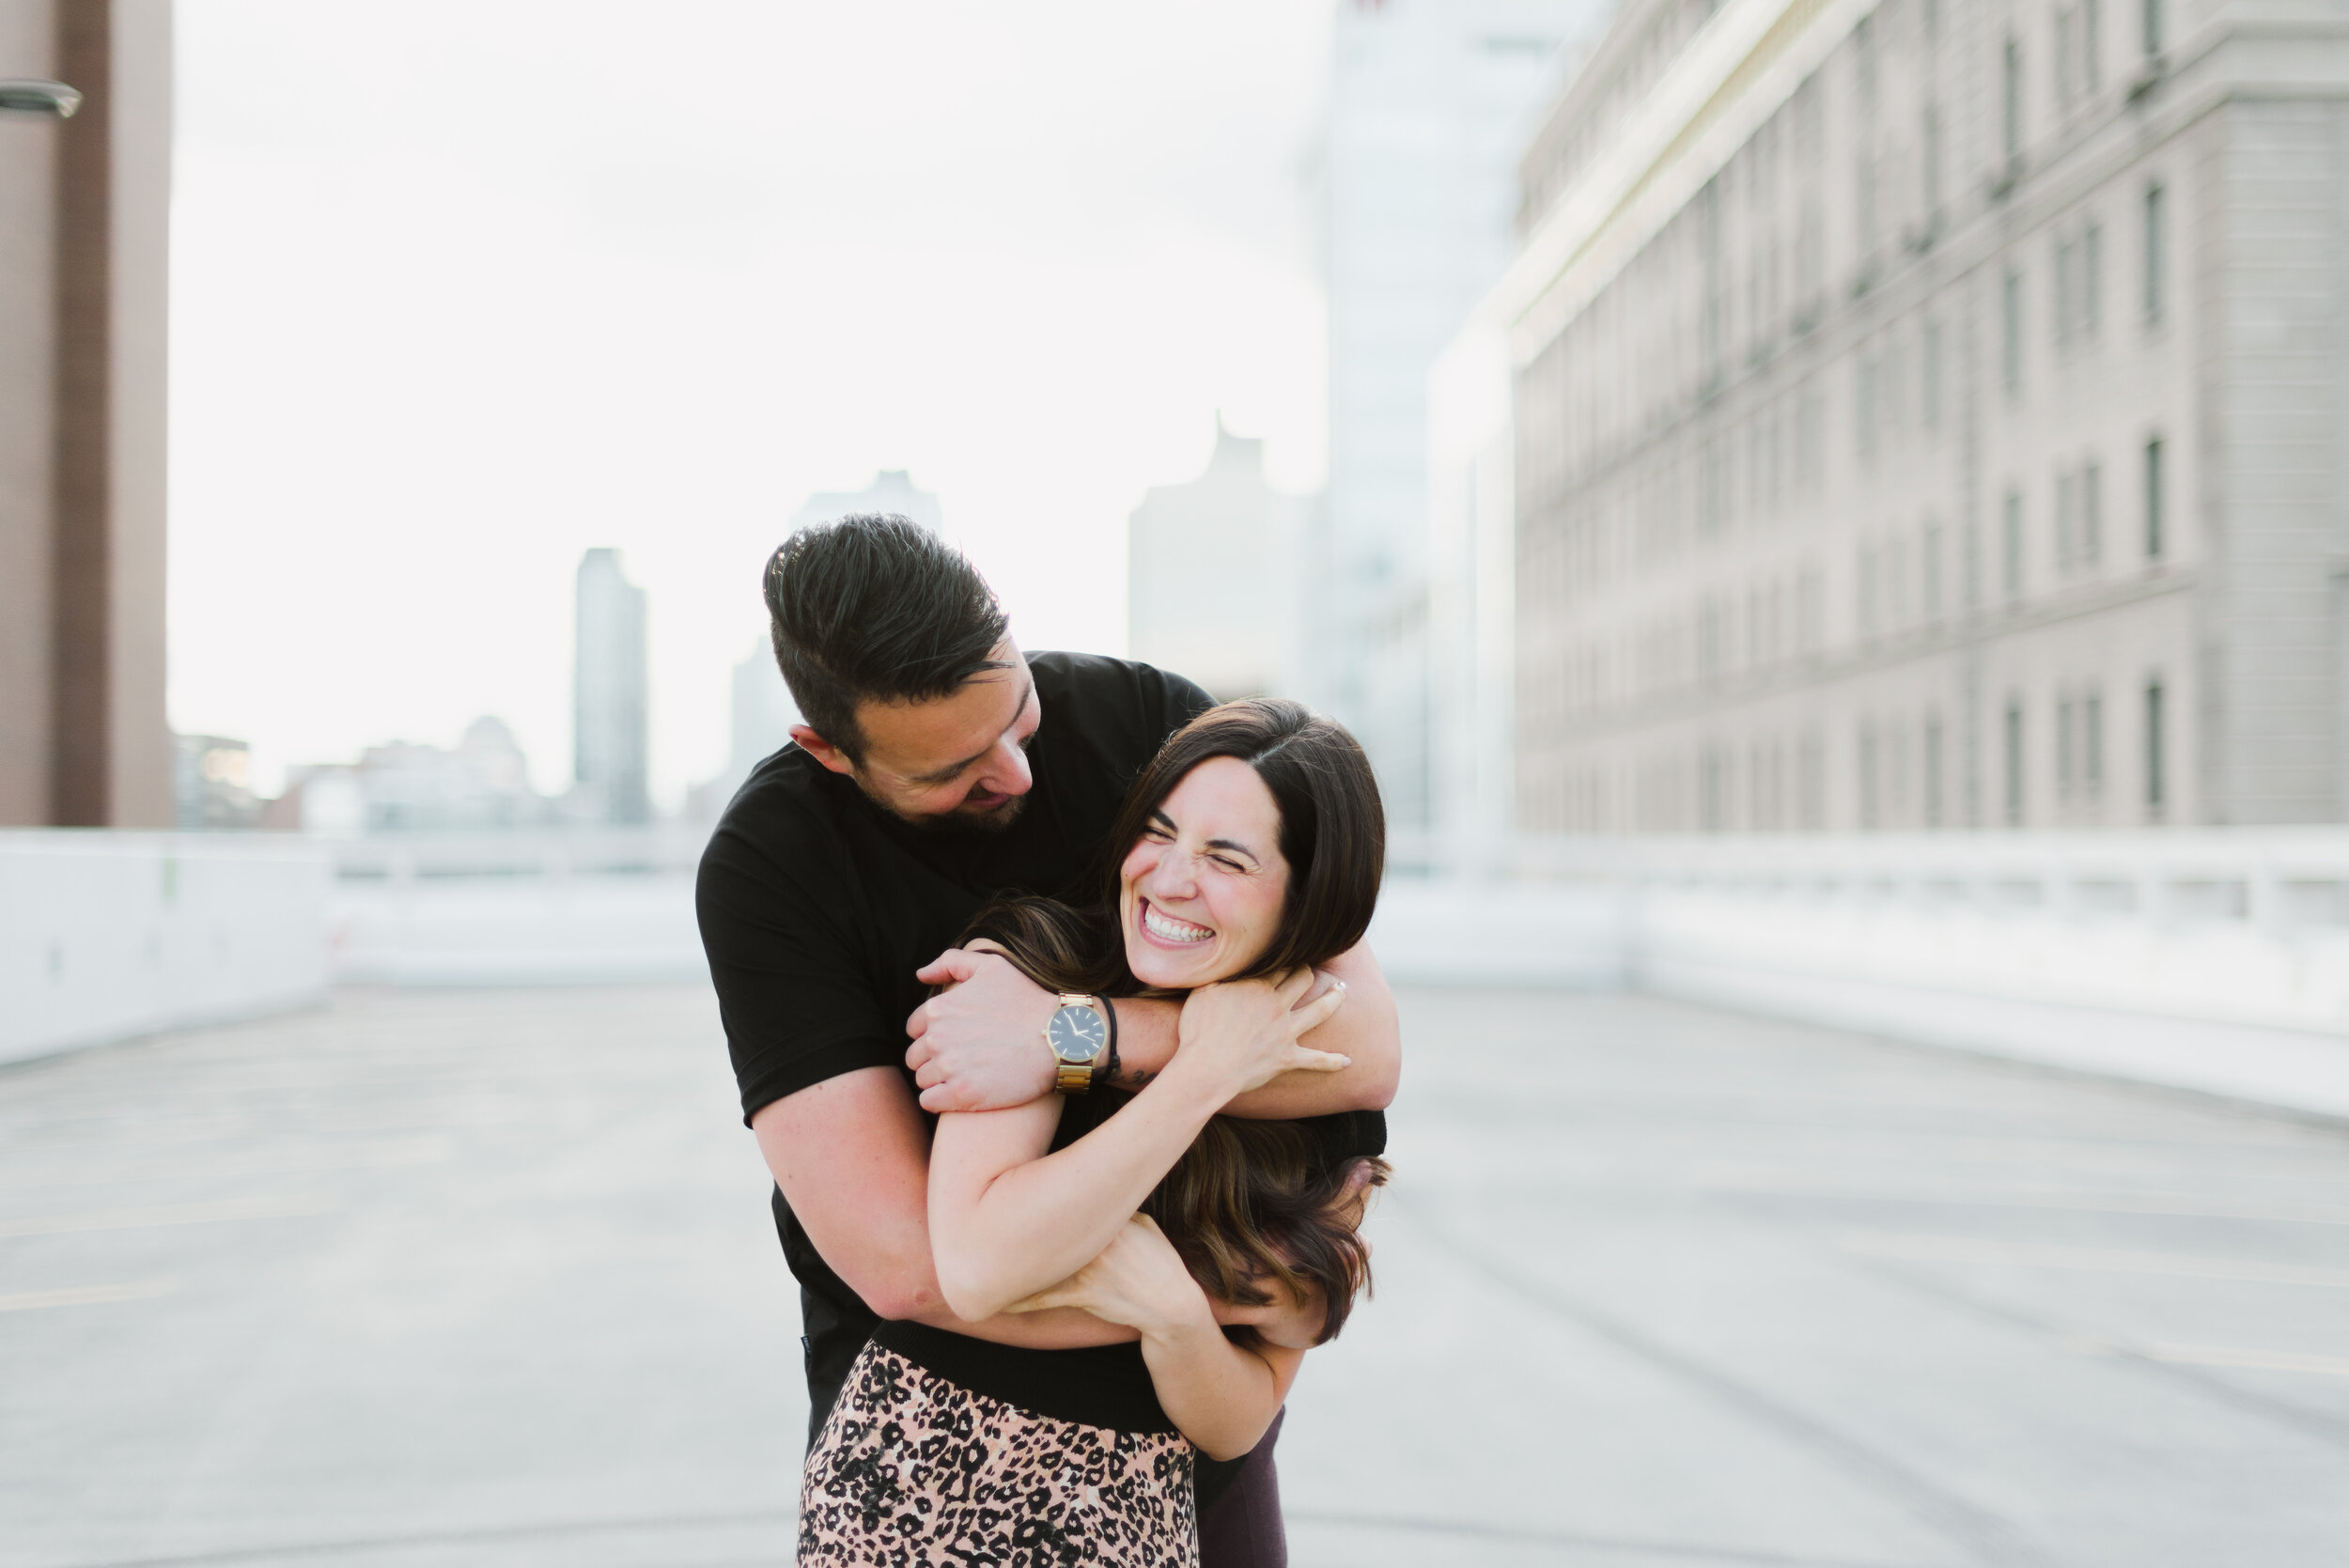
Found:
[167,0,1333,803]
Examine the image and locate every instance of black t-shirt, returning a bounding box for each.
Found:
[695,649,1385,1443]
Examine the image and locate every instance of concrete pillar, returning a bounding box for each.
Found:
[0,0,172,829]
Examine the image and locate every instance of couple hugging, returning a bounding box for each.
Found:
[697,513,1400,1567]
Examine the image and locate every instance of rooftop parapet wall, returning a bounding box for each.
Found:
[1,830,328,1064]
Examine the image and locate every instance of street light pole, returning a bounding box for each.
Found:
[0,77,82,116]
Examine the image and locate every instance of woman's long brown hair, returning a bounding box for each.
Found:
[957,698,1392,1344]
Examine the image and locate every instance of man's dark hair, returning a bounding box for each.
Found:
[763,514,1011,764]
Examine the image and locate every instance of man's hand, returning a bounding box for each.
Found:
[905,947,1059,1112]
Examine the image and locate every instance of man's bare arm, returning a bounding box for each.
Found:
[907,940,1400,1117]
[1108,943,1398,1118]
[749,1066,1131,1347]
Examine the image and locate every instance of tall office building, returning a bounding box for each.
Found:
[1317,0,1595,826]
[0,2,174,827]
[1505,0,2349,831]
[1128,418,1308,703]
[573,548,650,825]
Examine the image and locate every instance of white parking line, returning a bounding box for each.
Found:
[1838,1232,2349,1288]
[0,1194,341,1238]
[2067,1335,2349,1378]
[0,1277,179,1312]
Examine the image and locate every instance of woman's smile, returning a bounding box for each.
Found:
[1138,898,1215,947]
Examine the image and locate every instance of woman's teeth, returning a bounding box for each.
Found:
[1143,904,1213,944]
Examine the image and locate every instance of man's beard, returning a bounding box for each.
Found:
[859,778,1027,836]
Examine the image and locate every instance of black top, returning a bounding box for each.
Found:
[694,649,1386,1462]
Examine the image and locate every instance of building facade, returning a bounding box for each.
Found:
[1507,0,2343,831]
[573,549,650,825]
[0,1,173,827]
[1128,418,1308,703]
[1317,0,1596,825]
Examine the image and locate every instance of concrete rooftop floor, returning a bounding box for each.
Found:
[4,986,2349,1567]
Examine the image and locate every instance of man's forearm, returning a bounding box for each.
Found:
[1103,944,1400,1116]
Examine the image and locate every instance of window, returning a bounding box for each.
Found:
[2145,678,2166,815]
[2054,233,2075,346]
[2083,221,2103,336]
[2143,181,2166,321]
[1700,744,1728,831]
[1923,713,1945,827]
[1922,318,1943,427]
[2056,468,2078,567]
[1799,728,1826,829]
[2002,269,2024,392]
[2058,695,2076,795]
[2004,700,2026,826]
[2144,434,2166,557]
[2003,488,2025,598]
[1922,519,1945,614]
[2084,691,2104,793]
[1859,720,1881,829]
[2003,38,2023,163]
[2143,0,2164,54]
[2056,2,2076,106]
[1922,104,1943,216]
[2082,458,2102,564]
[1858,149,1878,258]
[2084,0,2103,90]
[1857,354,1878,462]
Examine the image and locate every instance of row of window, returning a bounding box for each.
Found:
[2001,182,2167,392]
[1999,434,2167,593]
[1525,679,2170,833]
[1999,0,2170,165]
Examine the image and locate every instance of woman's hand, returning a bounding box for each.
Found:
[1174,969,1349,1098]
[1002,1215,1216,1341]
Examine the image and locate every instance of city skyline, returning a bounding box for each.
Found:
[163,1,1346,806]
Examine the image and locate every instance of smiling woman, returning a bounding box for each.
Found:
[796,699,1391,1567]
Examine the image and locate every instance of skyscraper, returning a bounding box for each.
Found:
[573,548,649,825]
[1316,0,1597,828]
[1128,418,1306,703]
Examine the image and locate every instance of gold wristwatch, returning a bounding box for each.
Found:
[1043,993,1110,1094]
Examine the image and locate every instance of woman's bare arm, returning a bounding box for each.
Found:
[926,973,1347,1322]
[1006,1215,1305,1460]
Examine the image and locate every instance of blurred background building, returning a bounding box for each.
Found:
[263,718,547,834]
[172,731,256,829]
[1313,0,1601,827]
[573,547,650,827]
[0,0,173,828]
[1497,0,2349,832]
[791,468,944,536]
[1128,417,1308,702]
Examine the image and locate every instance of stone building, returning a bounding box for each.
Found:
[0,2,174,827]
[1504,0,2340,831]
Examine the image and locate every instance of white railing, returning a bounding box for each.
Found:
[1375,829,2349,1118]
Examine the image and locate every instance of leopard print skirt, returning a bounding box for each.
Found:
[798,1341,1197,1566]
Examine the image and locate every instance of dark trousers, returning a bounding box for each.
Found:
[1197,1407,1287,1568]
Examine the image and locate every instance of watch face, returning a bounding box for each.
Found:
[1047,1005,1106,1063]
